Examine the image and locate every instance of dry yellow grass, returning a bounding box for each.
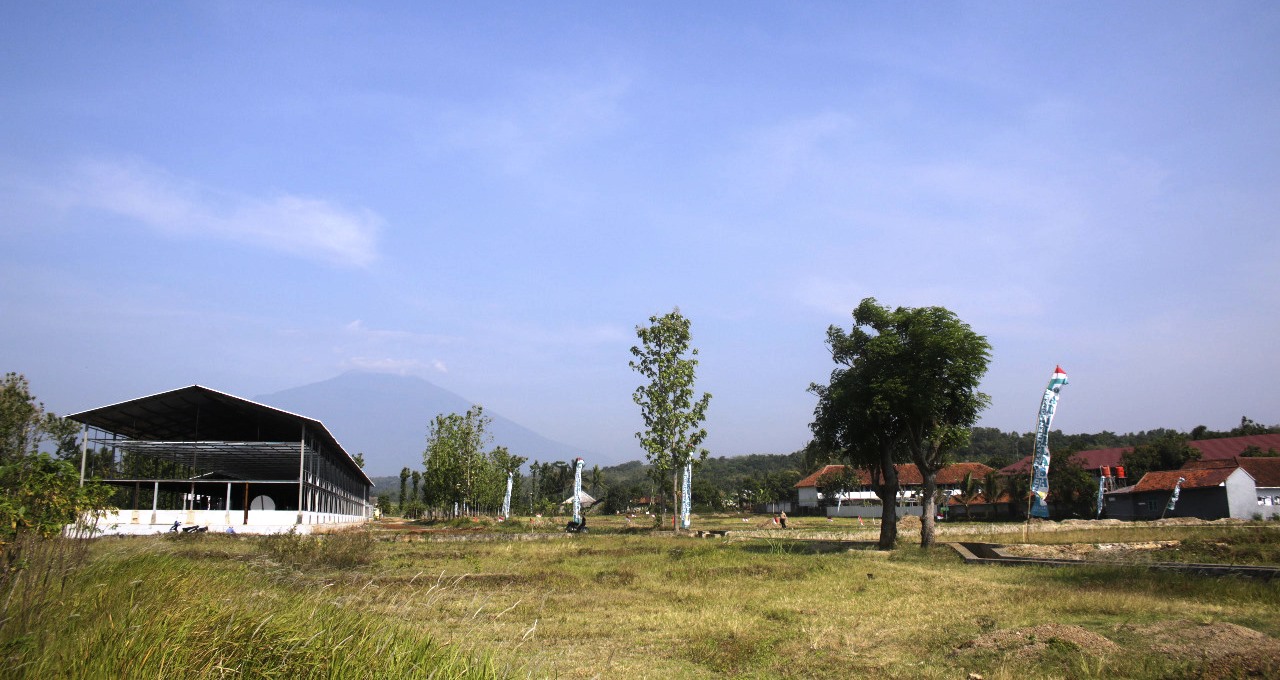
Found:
[345,520,1280,678]
[9,518,1279,678]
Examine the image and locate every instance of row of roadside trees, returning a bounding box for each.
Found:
[395,406,527,519]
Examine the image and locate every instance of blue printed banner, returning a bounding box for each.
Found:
[1030,366,1069,518]
[1095,475,1106,518]
[1166,477,1185,512]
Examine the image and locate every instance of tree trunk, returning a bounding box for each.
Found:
[919,470,938,548]
[671,470,679,532]
[874,455,899,550]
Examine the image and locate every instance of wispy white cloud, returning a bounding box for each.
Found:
[68,160,381,267]
[342,319,458,344]
[335,320,456,377]
[443,72,631,176]
[340,356,446,374]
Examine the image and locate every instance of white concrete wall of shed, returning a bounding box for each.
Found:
[828,504,924,518]
[1225,468,1259,519]
[78,509,369,536]
[1257,486,1280,519]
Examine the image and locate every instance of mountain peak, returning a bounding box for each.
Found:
[257,373,589,476]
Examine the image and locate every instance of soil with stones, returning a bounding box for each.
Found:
[955,620,1280,679]
[1120,620,1280,679]
[955,623,1118,658]
[999,540,1179,561]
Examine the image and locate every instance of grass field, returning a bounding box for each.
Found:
[3,515,1278,678]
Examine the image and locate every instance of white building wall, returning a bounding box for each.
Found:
[1225,469,1259,519]
[84,509,369,536]
[1254,486,1280,520]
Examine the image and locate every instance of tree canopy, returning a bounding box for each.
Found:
[810,298,990,548]
[419,405,525,517]
[630,308,711,527]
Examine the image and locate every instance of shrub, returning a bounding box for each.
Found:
[256,526,376,570]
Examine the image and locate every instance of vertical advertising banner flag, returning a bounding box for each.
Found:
[1095,475,1106,518]
[681,460,693,529]
[572,457,584,524]
[1030,366,1069,518]
[1167,477,1186,512]
[501,471,513,519]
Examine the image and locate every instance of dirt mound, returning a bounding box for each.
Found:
[897,515,922,529]
[957,623,1118,658]
[1122,620,1280,679]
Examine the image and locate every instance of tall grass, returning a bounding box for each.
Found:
[4,523,1278,678]
[0,534,501,679]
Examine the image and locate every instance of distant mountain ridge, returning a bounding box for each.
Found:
[255,371,591,476]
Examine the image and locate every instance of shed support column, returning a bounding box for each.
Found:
[243,483,250,525]
[151,481,159,524]
[297,425,306,525]
[78,424,88,487]
[225,482,232,525]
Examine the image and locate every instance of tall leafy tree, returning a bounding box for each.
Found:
[0,374,112,585]
[487,446,527,514]
[1122,433,1200,481]
[422,406,493,514]
[814,465,861,509]
[589,465,604,497]
[630,308,712,530]
[982,469,1005,518]
[810,347,907,549]
[1046,454,1097,519]
[1,373,45,463]
[398,467,410,515]
[811,298,990,548]
[884,302,991,547]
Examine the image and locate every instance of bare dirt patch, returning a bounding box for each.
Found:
[1120,620,1280,679]
[956,623,1118,657]
[1000,541,1179,561]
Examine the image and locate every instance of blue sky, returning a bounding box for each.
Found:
[3,2,1278,467]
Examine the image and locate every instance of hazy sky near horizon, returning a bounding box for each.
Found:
[3,2,1278,466]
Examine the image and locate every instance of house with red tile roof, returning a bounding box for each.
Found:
[999,434,1280,478]
[794,462,994,517]
[1102,454,1280,520]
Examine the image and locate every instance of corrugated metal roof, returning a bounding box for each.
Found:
[68,385,370,487]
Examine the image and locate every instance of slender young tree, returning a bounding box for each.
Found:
[398,467,410,515]
[630,308,712,530]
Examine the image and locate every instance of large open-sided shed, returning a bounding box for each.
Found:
[68,385,372,533]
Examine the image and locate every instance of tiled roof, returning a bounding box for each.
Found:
[947,491,1015,505]
[1183,456,1280,487]
[1241,457,1280,487]
[1000,448,1128,475]
[999,434,1280,475]
[795,462,994,488]
[1188,434,1280,460]
[1131,468,1238,492]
